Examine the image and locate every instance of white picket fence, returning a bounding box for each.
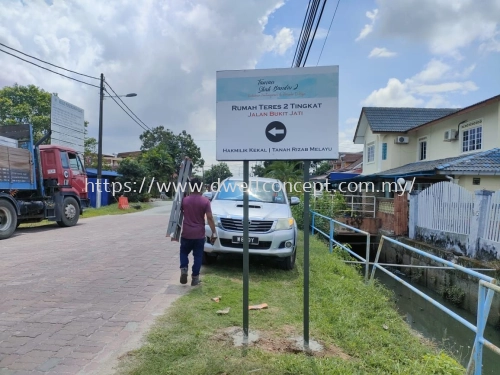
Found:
[416,182,474,235]
[484,191,500,243]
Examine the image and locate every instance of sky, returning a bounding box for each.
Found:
[1,0,499,177]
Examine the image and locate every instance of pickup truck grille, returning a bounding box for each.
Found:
[220,218,273,232]
[220,239,272,249]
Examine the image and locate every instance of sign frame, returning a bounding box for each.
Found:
[216,65,339,161]
[50,94,85,154]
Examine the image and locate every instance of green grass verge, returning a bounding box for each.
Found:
[18,202,152,228]
[116,232,464,375]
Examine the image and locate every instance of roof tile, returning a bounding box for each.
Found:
[364,107,460,132]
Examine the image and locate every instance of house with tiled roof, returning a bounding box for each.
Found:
[351,94,500,193]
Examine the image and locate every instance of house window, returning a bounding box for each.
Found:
[461,119,483,153]
[367,143,375,163]
[473,178,480,185]
[381,143,387,160]
[418,137,427,161]
[462,126,482,152]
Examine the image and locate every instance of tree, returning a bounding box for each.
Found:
[0,84,51,142]
[265,161,303,183]
[139,126,204,171]
[139,144,175,184]
[314,161,332,175]
[251,161,275,177]
[252,164,267,177]
[204,163,232,185]
[116,158,149,202]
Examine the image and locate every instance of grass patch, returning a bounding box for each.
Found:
[18,202,152,228]
[116,232,464,375]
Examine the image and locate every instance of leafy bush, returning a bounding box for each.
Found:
[291,191,349,232]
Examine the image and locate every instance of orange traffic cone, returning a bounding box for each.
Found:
[118,196,129,209]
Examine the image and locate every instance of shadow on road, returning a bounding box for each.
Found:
[10,222,88,237]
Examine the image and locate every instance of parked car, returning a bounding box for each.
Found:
[202,191,214,200]
[203,177,300,270]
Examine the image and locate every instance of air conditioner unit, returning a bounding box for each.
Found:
[394,136,409,144]
[444,129,458,141]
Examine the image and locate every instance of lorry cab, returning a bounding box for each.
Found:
[39,145,88,203]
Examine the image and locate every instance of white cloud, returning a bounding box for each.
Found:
[0,0,289,168]
[362,58,478,107]
[479,32,500,52]
[412,59,451,82]
[362,78,424,107]
[265,27,295,55]
[372,0,500,58]
[355,9,378,41]
[339,122,363,152]
[368,47,397,58]
[412,81,478,95]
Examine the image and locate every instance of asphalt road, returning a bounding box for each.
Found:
[0,201,188,375]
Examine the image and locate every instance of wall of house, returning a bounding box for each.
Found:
[458,176,500,192]
[412,102,500,162]
[378,133,418,171]
[362,121,379,175]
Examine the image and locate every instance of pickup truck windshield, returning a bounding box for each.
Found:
[215,180,286,204]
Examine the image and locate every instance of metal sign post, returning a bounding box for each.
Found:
[303,160,310,350]
[243,161,250,342]
[215,66,339,351]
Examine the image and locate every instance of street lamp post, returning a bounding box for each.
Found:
[96,73,137,208]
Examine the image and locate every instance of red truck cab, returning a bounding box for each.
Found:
[39,145,88,203]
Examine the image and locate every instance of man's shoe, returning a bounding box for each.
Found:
[191,275,201,286]
[180,268,188,284]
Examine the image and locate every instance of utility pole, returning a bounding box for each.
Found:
[96,73,104,208]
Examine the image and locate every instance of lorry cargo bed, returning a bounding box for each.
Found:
[0,125,37,191]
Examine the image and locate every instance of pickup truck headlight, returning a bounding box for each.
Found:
[207,214,221,227]
[275,218,294,230]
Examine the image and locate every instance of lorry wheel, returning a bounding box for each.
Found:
[57,197,80,227]
[0,200,17,240]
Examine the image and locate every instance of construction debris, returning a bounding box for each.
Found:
[249,303,268,310]
[217,307,230,315]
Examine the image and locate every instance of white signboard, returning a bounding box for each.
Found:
[216,66,338,161]
[50,95,85,154]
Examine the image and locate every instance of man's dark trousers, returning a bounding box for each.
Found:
[180,237,205,276]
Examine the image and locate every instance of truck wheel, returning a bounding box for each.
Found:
[280,248,296,270]
[202,252,218,265]
[0,200,17,240]
[57,197,80,227]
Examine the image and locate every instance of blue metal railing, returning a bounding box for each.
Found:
[309,210,499,375]
[310,211,371,282]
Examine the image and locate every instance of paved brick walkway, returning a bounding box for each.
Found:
[0,202,187,375]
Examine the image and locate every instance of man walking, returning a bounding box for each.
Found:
[180,177,217,286]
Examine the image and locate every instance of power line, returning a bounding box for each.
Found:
[303,0,328,66]
[292,0,326,67]
[317,0,341,66]
[0,42,99,80]
[104,81,150,131]
[0,48,100,88]
[103,88,149,132]
[291,0,312,68]
[300,0,322,66]
[302,0,328,66]
[295,0,320,67]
